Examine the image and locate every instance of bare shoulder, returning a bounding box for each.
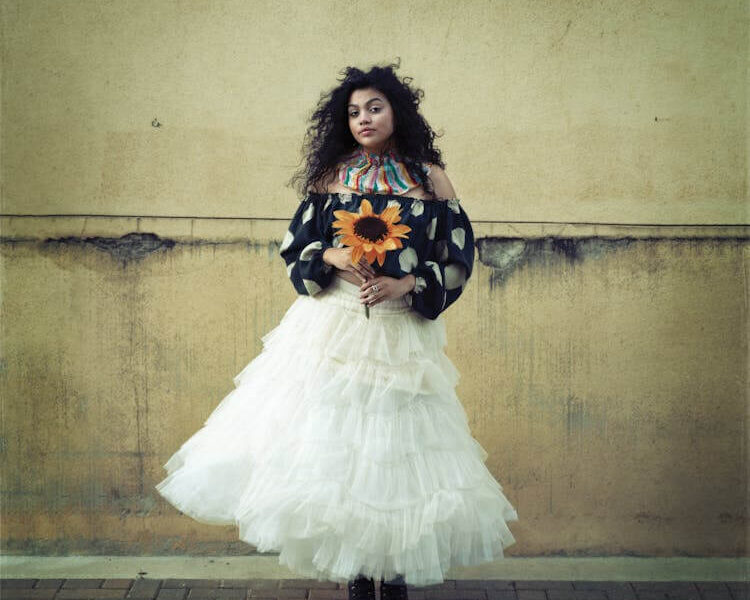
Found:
[425,163,457,200]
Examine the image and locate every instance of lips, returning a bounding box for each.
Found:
[360,128,375,134]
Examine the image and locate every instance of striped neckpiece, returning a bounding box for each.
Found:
[338,146,423,194]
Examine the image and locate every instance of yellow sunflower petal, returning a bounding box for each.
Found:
[360,198,373,215]
[342,235,361,246]
[363,242,373,252]
[376,252,385,266]
[333,210,358,221]
[380,205,400,223]
[365,249,379,264]
[382,238,397,251]
[392,238,403,249]
[352,245,364,264]
[391,224,411,236]
[332,220,355,230]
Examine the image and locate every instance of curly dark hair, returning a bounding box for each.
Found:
[287,58,445,198]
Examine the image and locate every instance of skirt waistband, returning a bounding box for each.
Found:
[315,275,412,315]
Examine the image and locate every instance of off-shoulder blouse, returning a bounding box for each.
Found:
[279,191,475,320]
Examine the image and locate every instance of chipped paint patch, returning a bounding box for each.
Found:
[477,236,635,287]
[29,233,285,264]
[42,232,176,262]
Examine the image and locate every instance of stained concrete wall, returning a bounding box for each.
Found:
[0,0,747,559]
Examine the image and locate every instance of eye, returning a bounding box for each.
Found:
[370,106,380,112]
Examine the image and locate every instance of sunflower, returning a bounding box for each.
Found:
[332,198,411,267]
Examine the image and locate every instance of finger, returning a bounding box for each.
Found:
[359,259,376,277]
[359,261,376,278]
[353,266,372,281]
[350,259,368,274]
[347,263,366,278]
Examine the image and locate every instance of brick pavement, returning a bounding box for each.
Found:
[0,579,747,600]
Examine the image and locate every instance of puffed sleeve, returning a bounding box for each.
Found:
[407,199,475,320]
[279,193,334,296]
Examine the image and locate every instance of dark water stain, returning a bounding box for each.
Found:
[476,236,748,289]
[476,237,635,289]
[18,232,283,265]
[42,232,176,262]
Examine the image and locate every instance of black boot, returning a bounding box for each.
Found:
[380,574,408,600]
[347,574,375,600]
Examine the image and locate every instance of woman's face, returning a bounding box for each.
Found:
[347,87,395,154]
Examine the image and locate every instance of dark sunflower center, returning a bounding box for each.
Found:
[354,216,388,243]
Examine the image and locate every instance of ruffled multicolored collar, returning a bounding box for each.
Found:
[338,146,423,195]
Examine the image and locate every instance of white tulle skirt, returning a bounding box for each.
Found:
[155,275,518,586]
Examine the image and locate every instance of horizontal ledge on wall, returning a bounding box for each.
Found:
[0,555,747,582]
[0,215,748,244]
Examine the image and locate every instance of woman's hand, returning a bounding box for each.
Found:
[323,247,376,282]
[360,274,416,307]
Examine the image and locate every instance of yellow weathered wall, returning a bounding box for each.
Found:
[0,0,747,559]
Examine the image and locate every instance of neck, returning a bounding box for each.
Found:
[358,143,397,160]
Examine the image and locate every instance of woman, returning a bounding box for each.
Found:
[155,61,518,600]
